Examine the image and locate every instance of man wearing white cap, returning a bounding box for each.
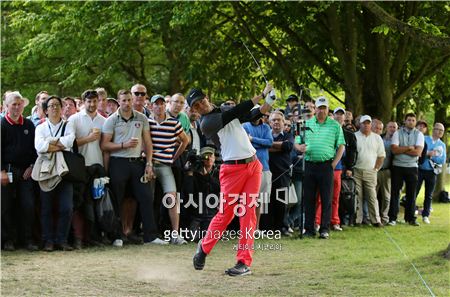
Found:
[354,115,385,227]
[300,96,345,239]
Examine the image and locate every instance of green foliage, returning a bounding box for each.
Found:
[1,1,449,119]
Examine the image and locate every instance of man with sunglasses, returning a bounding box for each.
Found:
[131,84,151,118]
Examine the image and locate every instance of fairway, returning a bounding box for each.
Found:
[2,198,449,297]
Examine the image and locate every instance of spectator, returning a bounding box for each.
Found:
[101,89,166,245]
[185,147,220,241]
[28,90,48,126]
[371,119,384,135]
[315,107,356,231]
[304,100,315,120]
[106,98,119,116]
[284,94,299,116]
[1,91,38,251]
[389,113,424,226]
[416,120,428,135]
[62,97,77,120]
[416,123,446,224]
[148,94,189,245]
[242,107,273,234]
[34,96,76,251]
[95,88,108,118]
[131,84,151,118]
[284,118,292,134]
[300,96,345,239]
[268,111,294,235]
[67,90,110,248]
[353,115,385,227]
[376,121,398,225]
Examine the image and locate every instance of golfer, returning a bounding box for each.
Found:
[190,83,275,276]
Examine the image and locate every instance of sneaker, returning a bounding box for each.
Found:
[387,221,396,226]
[112,239,123,247]
[225,261,252,276]
[319,232,329,239]
[332,224,343,231]
[422,216,430,224]
[287,227,294,233]
[144,238,168,245]
[170,235,188,245]
[193,240,207,270]
[281,228,292,237]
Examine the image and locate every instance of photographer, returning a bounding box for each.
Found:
[184,147,220,241]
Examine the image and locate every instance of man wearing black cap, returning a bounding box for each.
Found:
[284,94,299,117]
[190,83,274,276]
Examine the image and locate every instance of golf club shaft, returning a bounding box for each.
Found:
[241,41,269,84]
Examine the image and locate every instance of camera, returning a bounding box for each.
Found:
[184,149,206,173]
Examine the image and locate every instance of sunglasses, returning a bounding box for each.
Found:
[133,92,146,97]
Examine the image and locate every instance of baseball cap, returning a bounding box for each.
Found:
[107,97,119,106]
[286,94,299,102]
[360,115,372,123]
[187,88,206,107]
[333,107,345,114]
[315,96,329,108]
[200,146,215,156]
[150,94,165,104]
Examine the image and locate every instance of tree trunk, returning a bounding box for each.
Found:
[432,84,450,201]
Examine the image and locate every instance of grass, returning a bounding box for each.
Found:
[2,191,449,296]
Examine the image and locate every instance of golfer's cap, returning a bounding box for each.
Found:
[360,115,372,123]
[187,88,206,107]
[200,146,215,156]
[333,107,345,114]
[286,94,299,102]
[315,96,329,108]
[150,94,165,104]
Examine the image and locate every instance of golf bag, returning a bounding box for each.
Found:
[339,175,357,225]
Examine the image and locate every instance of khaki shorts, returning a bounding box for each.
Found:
[153,163,177,193]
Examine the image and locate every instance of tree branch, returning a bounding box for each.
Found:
[361,1,450,49]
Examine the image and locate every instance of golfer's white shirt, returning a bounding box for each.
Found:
[218,118,256,162]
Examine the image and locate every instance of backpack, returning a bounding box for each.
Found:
[439,191,450,203]
[339,176,357,225]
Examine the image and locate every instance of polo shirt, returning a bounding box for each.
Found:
[354,131,386,170]
[149,113,183,164]
[419,136,446,171]
[168,111,190,134]
[102,109,149,158]
[67,110,106,166]
[304,116,345,162]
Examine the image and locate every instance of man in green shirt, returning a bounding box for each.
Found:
[298,96,345,239]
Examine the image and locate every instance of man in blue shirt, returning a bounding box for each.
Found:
[416,123,446,224]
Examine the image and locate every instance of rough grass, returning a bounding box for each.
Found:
[2,194,449,296]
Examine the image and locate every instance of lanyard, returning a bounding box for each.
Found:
[48,120,64,137]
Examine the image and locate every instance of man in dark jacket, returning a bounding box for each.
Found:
[1,91,38,251]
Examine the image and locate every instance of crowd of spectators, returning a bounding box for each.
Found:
[1,86,447,251]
